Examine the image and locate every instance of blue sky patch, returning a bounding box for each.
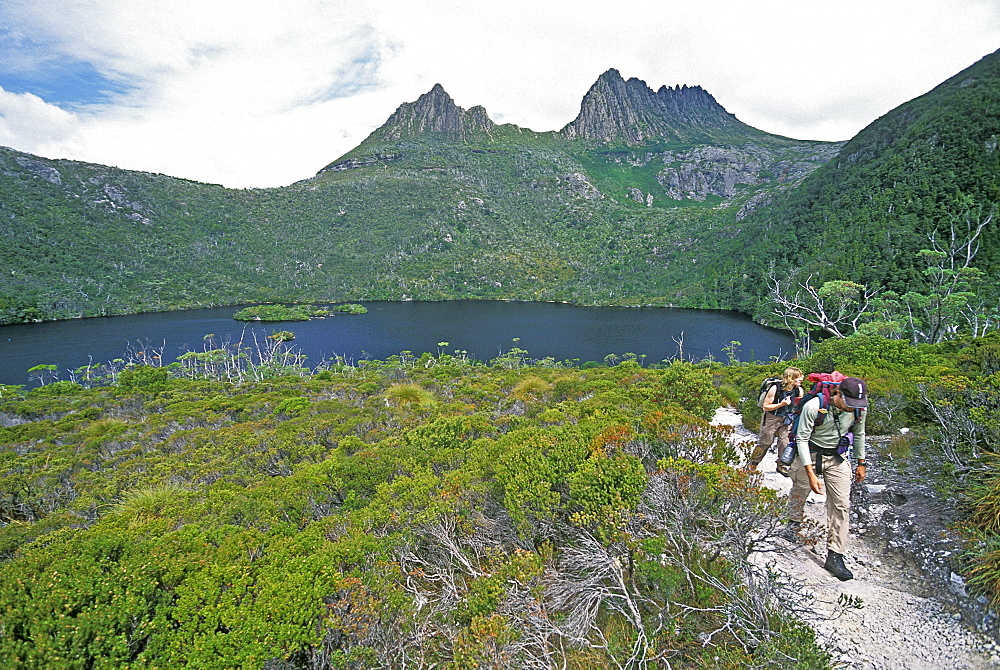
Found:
[0,56,133,109]
[0,25,133,109]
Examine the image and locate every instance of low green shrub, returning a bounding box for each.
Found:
[656,361,722,421]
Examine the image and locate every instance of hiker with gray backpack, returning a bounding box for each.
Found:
[747,367,804,473]
[781,372,869,581]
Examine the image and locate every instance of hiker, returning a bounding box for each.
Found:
[747,367,803,472]
[784,376,868,581]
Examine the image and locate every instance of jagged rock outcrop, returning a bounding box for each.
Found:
[314,71,841,212]
[561,172,603,200]
[358,70,755,150]
[13,156,62,185]
[370,84,497,141]
[318,153,403,175]
[560,69,747,143]
[654,143,843,202]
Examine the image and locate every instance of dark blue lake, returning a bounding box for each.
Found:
[0,301,795,386]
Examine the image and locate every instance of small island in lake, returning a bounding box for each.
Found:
[267,330,296,342]
[330,303,367,315]
[233,303,367,322]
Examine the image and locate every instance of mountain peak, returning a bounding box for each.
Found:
[597,68,624,82]
[561,70,746,143]
[368,84,497,142]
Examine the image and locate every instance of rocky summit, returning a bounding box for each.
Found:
[561,68,749,144]
[366,83,498,141]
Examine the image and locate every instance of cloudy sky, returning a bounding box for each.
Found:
[1,0,998,189]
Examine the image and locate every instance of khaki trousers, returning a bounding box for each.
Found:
[749,413,789,466]
[785,453,852,555]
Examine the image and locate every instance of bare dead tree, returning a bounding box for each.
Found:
[391,504,562,669]
[917,382,993,476]
[634,470,819,659]
[545,530,667,669]
[766,270,878,346]
[914,204,995,343]
[123,338,168,367]
[671,331,685,361]
[930,205,993,273]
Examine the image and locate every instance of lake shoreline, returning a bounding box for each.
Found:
[0,301,795,387]
[0,297,767,327]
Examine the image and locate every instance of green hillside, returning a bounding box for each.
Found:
[0,72,836,324]
[727,48,1000,330]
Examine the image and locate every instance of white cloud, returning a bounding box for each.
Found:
[0,87,80,151]
[1,0,998,187]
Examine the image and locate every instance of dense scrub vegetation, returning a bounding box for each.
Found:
[0,345,806,668]
[2,332,1000,668]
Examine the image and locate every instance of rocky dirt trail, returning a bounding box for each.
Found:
[713,407,1000,669]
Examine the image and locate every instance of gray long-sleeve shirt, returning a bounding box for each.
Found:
[795,395,867,465]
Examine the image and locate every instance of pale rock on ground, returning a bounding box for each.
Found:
[712,406,998,670]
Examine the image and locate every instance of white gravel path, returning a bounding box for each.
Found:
[713,407,999,669]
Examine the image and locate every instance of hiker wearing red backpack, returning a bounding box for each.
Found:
[783,374,868,581]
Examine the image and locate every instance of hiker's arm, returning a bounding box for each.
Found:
[854,409,868,483]
[797,401,824,492]
[852,409,867,461]
[762,386,786,411]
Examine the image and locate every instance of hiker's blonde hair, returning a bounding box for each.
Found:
[782,367,803,391]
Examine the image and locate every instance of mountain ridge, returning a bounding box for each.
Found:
[1,52,996,329]
[329,69,814,168]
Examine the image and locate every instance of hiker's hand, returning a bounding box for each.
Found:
[855,464,866,483]
[806,467,823,495]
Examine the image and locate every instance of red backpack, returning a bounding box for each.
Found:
[793,371,846,430]
[780,371,861,471]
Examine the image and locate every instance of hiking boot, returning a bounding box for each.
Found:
[775,462,791,477]
[824,550,854,581]
[779,520,801,543]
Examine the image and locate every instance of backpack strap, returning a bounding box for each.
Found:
[763,379,783,411]
[812,406,862,474]
[814,391,829,425]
